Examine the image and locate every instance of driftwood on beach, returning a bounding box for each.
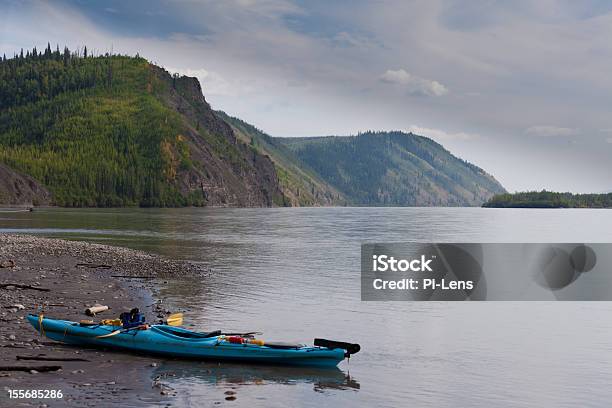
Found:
[85,304,109,316]
[76,263,112,269]
[0,365,62,372]
[17,355,89,362]
[0,283,50,292]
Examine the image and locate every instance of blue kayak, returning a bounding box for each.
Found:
[26,314,359,367]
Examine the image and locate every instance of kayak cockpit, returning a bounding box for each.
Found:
[151,325,220,339]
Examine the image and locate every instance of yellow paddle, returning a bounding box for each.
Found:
[165,313,183,326]
[95,312,183,338]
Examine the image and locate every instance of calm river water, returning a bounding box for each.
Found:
[2,207,612,407]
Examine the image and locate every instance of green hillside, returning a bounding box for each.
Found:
[215,111,346,206]
[0,46,283,207]
[483,191,612,208]
[278,132,506,206]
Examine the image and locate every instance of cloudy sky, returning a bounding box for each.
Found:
[1,0,612,193]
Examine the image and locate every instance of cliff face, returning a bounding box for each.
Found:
[0,164,51,206]
[151,66,284,207]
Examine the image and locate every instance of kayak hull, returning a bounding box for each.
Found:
[26,315,345,367]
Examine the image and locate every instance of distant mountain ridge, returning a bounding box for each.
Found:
[0,48,505,207]
[276,132,506,206]
[219,116,506,206]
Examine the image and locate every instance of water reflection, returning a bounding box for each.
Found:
[152,361,359,406]
[154,361,359,391]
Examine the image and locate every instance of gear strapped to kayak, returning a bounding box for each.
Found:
[120,308,145,329]
[27,313,360,367]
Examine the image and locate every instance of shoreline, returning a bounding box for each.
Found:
[0,233,206,407]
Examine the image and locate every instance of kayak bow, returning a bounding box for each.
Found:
[27,314,359,367]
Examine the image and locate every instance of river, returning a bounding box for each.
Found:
[2,207,612,407]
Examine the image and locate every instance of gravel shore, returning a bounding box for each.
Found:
[0,234,207,407]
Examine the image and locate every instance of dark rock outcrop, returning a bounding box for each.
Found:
[0,163,51,206]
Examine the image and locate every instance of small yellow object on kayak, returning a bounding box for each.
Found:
[79,319,95,326]
[100,319,122,326]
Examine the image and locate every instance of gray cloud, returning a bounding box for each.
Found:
[380,69,449,97]
[407,125,479,141]
[525,126,579,137]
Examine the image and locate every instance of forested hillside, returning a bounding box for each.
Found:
[483,191,612,208]
[279,132,506,206]
[216,111,346,206]
[0,46,283,207]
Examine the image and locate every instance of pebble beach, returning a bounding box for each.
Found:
[0,233,206,407]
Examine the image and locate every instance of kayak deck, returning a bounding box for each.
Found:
[27,314,348,367]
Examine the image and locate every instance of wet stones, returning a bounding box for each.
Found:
[0,260,15,268]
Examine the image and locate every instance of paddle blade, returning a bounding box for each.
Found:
[166,313,183,326]
[96,329,121,339]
